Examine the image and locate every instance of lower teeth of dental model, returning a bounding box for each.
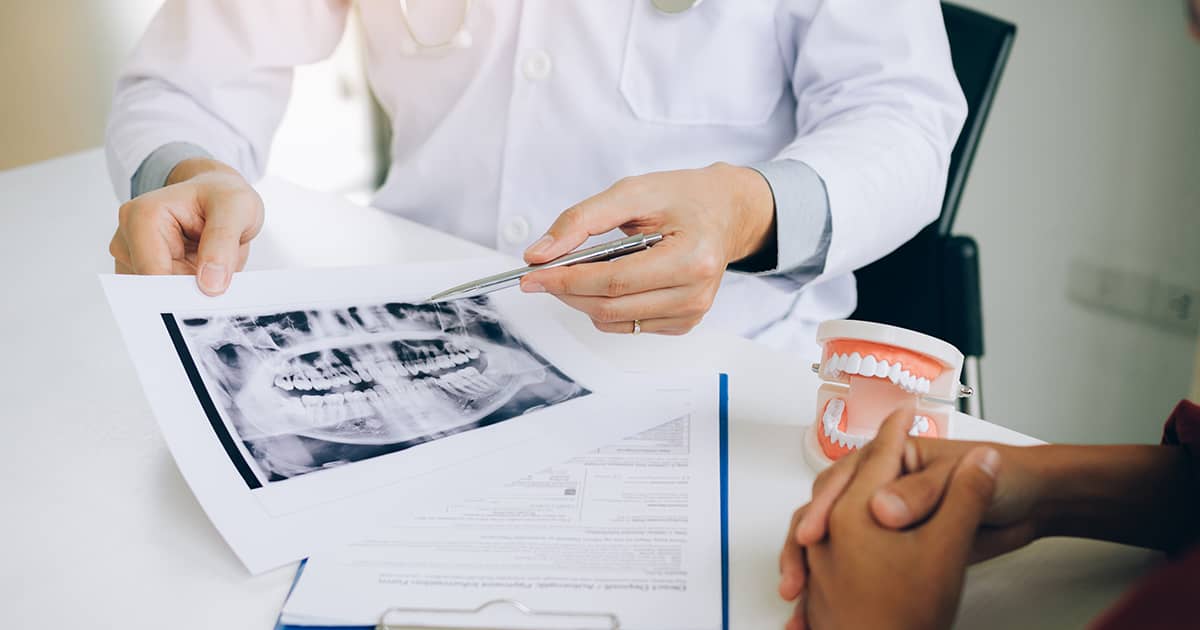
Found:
[821,399,867,449]
[822,399,935,449]
[909,415,931,436]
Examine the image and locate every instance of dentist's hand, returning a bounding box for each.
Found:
[520,163,776,335]
[109,158,264,296]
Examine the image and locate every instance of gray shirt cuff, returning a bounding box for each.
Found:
[729,159,832,277]
[130,141,213,198]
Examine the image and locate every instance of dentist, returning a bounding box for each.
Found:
[106,0,966,353]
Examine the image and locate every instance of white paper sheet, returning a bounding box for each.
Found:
[279,379,724,630]
[100,259,685,573]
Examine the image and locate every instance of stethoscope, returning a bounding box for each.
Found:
[398,0,706,53]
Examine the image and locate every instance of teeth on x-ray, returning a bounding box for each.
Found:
[174,297,588,484]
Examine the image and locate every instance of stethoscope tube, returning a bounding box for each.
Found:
[398,0,473,52]
[650,0,706,14]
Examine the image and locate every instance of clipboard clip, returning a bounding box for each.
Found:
[377,598,621,630]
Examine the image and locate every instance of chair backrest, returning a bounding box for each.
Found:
[848,3,1015,342]
[937,3,1017,235]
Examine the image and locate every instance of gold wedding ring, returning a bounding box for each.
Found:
[632,320,641,335]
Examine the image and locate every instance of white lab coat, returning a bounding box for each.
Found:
[106,0,967,358]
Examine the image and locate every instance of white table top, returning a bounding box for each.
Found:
[0,150,1160,629]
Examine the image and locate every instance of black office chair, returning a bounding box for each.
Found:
[849,4,1016,417]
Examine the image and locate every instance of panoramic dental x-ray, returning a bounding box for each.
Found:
[167,297,589,485]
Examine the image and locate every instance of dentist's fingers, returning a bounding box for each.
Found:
[109,231,133,270]
[589,316,703,337]
[520,238,690,297]
[524,181,651,264]
[525,233,724,334]
[116,201,175,275]
[551,284,712,326]
[110,222,198,276]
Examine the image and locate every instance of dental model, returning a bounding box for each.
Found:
[804,320,972,470]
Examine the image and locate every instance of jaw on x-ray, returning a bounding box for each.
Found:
[171,297,589,485]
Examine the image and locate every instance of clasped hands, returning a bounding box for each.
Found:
[111,160,775,338]
[778,411,1047,630]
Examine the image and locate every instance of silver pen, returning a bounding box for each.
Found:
[427,232,665,303]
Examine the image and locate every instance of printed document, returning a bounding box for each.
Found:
[279,379,724,630]
[100,259,684,573]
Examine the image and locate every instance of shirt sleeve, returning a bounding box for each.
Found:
[105,0,351,201]
[764,0,967,284]
[727,159,831,285]
[129,141,213,198]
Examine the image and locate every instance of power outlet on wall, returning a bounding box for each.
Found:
[1067,260,1200,335]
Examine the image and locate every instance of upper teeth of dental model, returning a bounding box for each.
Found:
[823,352,932,394]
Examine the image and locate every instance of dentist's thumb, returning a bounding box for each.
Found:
[194,201,260,296]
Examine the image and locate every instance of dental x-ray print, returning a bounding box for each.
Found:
[161,297,590,488]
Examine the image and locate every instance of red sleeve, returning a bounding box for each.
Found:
[1161,399,1200,515]
[1161,399,1200,451]
[1088,399,1200,630]
[1089,544,1200,630]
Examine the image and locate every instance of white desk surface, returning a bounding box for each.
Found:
[0,150,1162,629]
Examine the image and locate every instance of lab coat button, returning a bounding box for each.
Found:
[502,216,532,245]
[522,50,553,81]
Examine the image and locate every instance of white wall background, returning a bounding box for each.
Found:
[952,0,1200,443]
[0,1,159,170]
[2,1,1198,443]
[0,1,377,193]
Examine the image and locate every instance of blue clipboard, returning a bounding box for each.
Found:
[277,374,731,630]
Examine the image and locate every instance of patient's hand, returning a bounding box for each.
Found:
[779,413,1000,630]
[794,431,1043,561]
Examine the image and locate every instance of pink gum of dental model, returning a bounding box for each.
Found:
[803,320,968,470]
